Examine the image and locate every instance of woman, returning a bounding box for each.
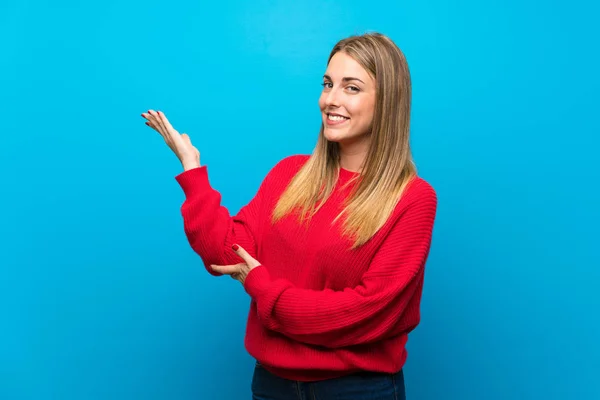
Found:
[142,32,437,400]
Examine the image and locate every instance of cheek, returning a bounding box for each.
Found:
[347,98,367,119]
[355,98,375,122]
[318,94,327,111]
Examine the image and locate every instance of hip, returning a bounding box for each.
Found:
[251,362,406,400]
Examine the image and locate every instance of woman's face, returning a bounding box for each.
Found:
[319,51,376,150]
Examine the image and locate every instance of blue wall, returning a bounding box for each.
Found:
[1,0,598,399]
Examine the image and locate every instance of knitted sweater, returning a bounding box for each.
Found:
[175,154,437,381]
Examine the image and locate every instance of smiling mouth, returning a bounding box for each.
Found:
[327,113,350,121]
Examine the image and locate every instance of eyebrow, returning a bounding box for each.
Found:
[323,74,365,84]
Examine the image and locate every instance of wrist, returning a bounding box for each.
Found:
[181,160,201,171]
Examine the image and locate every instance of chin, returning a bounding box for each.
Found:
[323,127,371,150]
[323,129,346,143]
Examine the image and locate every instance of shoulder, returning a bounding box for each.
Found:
[395,176,438,217]
[405,176,437,204]
[272,154,310,171]
[255,154,310,193]
[380,176,438,242]
[265,154,310,180]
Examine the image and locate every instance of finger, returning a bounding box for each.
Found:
[141,112,154,128]
[144,118,166,139]
[145,110,167,138]
[148,110,168,135]
[153,110,169,134]
[155,111,188,152]
[157,110,177,134]
[231,244,256,265]
[144,118,159,132]
[210,263,243,275]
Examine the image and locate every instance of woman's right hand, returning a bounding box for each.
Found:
[142,110,201,171]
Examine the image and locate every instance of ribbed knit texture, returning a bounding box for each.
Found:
[175,155,437,382]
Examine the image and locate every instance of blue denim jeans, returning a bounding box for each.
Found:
[251,362,406,400]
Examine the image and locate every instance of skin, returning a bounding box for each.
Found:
[141,51,377,283]
[319,51,376,172]
[142,110,257,282]
[142,110,200,171]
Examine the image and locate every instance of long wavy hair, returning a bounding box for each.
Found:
[272,32,416,248]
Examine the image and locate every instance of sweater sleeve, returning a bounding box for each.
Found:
[243,183,437,348]
[175,164,274,276]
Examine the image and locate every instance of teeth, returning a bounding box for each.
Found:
[328,114,348,121]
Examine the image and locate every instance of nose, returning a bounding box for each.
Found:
[325,86,341,108]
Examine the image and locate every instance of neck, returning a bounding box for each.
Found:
[338,138,370,173]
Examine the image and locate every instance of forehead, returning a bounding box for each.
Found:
[325,51,371,80]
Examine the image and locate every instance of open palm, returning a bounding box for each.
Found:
[142,110,200,171]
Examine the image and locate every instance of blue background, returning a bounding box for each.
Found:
[1,0,598,399]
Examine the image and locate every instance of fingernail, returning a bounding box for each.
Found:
[232,244,239,251]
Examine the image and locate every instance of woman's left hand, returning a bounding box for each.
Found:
[211,244,261,285]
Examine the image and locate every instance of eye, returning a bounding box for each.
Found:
[347,85,360,92]
[321,82,333,89]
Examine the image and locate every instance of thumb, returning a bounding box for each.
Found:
[210,263,242,275]
[181,133,200,156]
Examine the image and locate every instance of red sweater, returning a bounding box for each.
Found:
[175,155,437,382]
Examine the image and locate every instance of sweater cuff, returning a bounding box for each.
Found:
[244,265,272,300]
[174,166,210,198]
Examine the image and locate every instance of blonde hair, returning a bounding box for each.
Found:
[272,32,416,248]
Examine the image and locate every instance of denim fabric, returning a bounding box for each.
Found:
[251,362,406,400]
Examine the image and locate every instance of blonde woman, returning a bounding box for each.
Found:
[143,32,437,400]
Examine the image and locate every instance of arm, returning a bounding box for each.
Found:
[142,109,263,274]
[243,183,437,348]
[175,165,271,276]
[142,109,289,275]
